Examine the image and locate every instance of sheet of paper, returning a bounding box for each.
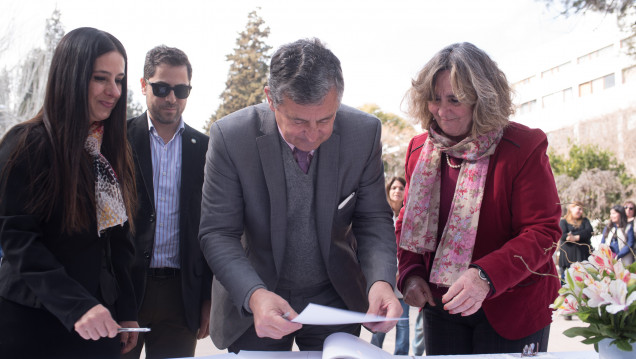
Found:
[291,303,406,325]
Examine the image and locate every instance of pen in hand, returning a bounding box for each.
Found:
[118,327,151,333]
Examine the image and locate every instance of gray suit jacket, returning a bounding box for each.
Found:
[199,103,396,349]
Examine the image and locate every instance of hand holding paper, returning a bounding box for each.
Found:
[363,281,402,333]
[250,288,302,339]
[290,303,405,326]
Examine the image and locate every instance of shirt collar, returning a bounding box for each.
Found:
[147,112,185,137]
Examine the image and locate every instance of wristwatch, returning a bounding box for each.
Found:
[477,268,491,286]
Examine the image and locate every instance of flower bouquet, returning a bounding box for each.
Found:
[551,244,636,353]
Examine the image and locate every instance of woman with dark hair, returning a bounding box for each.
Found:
[371,177,411,355]
[386,177,406,218]
[601,205,635,265]
[0,27,138,358]
[558,201,593,279]
[396,42,561,355]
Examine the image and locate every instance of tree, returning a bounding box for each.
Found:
[556,169,624,222]
[550,142,632,186]
[358,104,419,179]
[204,9,271,133]
[543,0,635,56]
[0,9,64,137]
[126,89,144,119]
[550,142,634,221]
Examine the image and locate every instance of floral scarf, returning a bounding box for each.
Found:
[85,122,127,235]
[399,124,503,287]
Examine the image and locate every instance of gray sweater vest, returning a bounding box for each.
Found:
[277,143,328,289]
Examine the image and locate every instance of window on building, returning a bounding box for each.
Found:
[623,65,636,83]
[603,73,615,88]
[542,88,572,108]
[579,82,592,97]
[512,76,535,92]
[541,62,571,79]
[577,44,614,64]
[578,73,615,96]
[518,100,536,114]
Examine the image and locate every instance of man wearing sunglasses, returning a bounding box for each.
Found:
[200,38,401,353]
[125,45,211,359]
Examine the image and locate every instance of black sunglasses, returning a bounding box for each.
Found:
[146,80,192,99]
[625,206,635,210]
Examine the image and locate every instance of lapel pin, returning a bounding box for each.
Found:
[191,138,196,144]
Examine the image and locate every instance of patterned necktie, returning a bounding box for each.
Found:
[293,147,311,174]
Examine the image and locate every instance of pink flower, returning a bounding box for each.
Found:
[589,245,615,276]
[613,260,636,285]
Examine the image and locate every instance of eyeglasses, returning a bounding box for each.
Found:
[625,206,635,210]
[145,80,191,99]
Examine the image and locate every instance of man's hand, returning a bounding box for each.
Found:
[441,268,490,316]
[118,320,139,354]
[197,299,211,339]
[364,281,402,333]
[74,304,119,340]
[402,275,435,308]
[249,288,302,339]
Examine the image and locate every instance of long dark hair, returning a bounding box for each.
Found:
[0,27,136,234]
[605,205,628,233]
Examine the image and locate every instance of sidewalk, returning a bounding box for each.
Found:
[183,306,593,357]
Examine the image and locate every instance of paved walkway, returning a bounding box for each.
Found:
[174,307,593,357]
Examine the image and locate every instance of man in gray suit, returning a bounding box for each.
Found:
[199,38,400,352]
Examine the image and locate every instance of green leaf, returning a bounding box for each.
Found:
[564,326,599,338]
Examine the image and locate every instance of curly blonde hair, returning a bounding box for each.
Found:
[405,42,514,137]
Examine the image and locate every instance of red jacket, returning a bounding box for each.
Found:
[397,122,561,340]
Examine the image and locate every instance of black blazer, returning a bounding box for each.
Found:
[127,113,211,332]
[0,124,137,331]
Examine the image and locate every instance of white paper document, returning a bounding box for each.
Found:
[291,303,406,325]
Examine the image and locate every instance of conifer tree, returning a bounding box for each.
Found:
[205,9,271,132]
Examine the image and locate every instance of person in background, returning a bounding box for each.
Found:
[411,310,425,356]
[125,45,211,359]
[200,38,401,353]
[624,200,635,225]
[371,177,411,355]
[0,27,138,358]
[397,42,561,355]
[557,201,593,321]
[558,201,593,280]
[600,205,634,265]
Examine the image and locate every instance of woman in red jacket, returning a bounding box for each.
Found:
[397,42,561,355]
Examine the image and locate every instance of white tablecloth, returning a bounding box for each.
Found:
[188,351,598,359]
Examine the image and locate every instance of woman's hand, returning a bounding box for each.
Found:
[402,275,435,308]
[74,304,119,340]
[118,320,139,354]
[441,268,490,316]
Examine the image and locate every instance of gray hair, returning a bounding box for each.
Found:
[268,38,344,107]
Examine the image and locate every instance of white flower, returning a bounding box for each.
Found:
[603,280,636,314]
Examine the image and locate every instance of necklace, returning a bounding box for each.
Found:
[445,153,462,169]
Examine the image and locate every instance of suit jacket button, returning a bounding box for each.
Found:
[149,214,155,222]
[144,251,150,259]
